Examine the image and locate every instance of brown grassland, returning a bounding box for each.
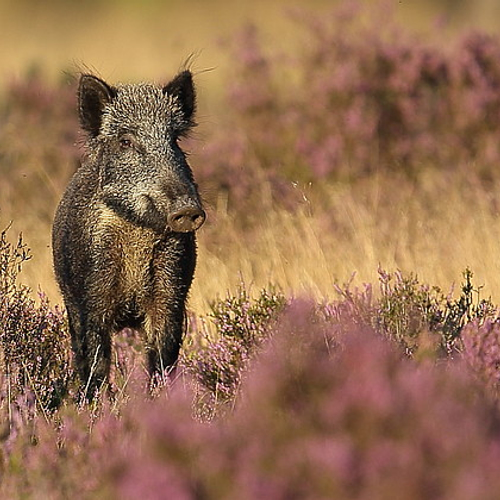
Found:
[2,0,500,315]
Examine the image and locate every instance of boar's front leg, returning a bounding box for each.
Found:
[145,300,186,384]
[145,235,196,385]
[67,303,113,400]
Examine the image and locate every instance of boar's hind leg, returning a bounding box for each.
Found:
[66,303,112,400]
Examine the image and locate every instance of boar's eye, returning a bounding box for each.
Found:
[120,138,133,149]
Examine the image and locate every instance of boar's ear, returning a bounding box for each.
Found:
[163,70,196,127]
[78,74,116,137]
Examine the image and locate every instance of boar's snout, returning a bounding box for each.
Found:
[167,205,205,233]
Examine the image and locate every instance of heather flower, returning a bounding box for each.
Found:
[181,285,286,417]
[214,300,500,500]
[0,227,73,411]
[328,268,497,358]
[2,294,500,498]
[461,320,500,397]
[190,0,500,217]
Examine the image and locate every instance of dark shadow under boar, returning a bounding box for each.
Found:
[52,70,205,398]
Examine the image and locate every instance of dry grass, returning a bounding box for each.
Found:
[12,169,500,318]
[4,0,500,316]
[190,172,500,314]
[0,0,332,95]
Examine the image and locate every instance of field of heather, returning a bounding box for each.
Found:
[4,0,500,498]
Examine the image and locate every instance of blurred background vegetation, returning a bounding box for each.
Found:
[4,3,500,495]
[2,0,500,315]
[1,0,500,88]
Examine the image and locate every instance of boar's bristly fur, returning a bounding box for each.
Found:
[52,70,205,399]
